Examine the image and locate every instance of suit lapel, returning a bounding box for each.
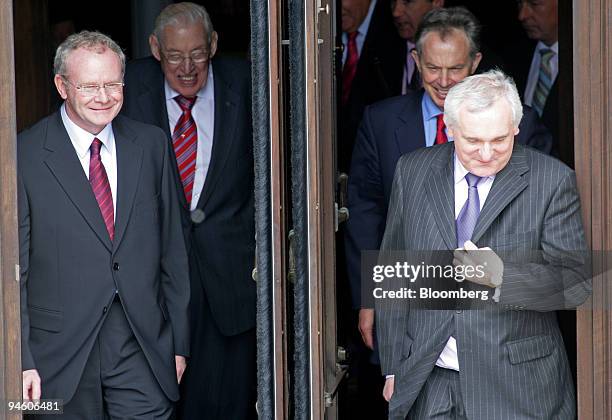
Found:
[195,63,240,210]
[143,68,189,211]
[112,117,143,250]
[137,71,171,139]
[424,145,457,249]
[43,112,113,252]
[394,91,426,156]
[471,146,529,243]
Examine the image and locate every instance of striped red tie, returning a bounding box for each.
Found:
[173,95,198,205]
[89,138,114,241]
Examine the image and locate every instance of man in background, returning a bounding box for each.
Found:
[391,0,444,93]
[339,0,404,173]
[122,3,256,418]
[507,0,560,155]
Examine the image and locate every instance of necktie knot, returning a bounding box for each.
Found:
[91,138,102,156]
[465,172,482,188]
[175,95,197,112]
[539,48,554,62]
[348,31,358,42]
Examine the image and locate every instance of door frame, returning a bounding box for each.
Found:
[0,0,21,418]
[573,0,612,418]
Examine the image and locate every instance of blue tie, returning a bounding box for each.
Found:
[456,173,482,248]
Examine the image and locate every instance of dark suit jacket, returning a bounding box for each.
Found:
[376,143,590,419]
[345,90,553,308]
[339,0,404,173]
[121,56,256,336]
[18,113,190,402]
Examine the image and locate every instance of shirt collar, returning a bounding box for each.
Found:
[60,103,113,159]
[164,63,214,103]
[536,40,558,55]
[423,91,443,121]
[453,153,495,185]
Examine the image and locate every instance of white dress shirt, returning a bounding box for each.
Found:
[434,156,495,371]
[60,103,117,219]
[165,65,215,211]
[524,41,559,107]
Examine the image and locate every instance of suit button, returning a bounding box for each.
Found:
[113,263,119,271]
[456,310,462,314]
[103,306,108,313]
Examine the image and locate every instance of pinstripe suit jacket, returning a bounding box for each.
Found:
[376,143,590,419]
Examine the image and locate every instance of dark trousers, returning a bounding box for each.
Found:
[30,299,172,420]
[177,283,256,420]
[409,367,467,420]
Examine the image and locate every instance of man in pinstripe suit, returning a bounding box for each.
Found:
[376,70,590,419]
[345,7,552,354]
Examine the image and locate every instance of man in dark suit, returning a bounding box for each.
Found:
[376,69,589,419]
[391,0,443,92]
[121,3,255,419]
[339,1,404,416]
[339,0,404,173]
[507,0,559,156]
[345,6,552,357]
[19,31,189,419]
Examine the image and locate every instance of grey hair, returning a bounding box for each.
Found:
[443,70,523,129]
[54,30,125,76]
[415,7,481,60]
[153,2,215,46]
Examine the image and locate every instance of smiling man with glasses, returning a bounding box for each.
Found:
[18,30,190,419]
[122,3,256,419]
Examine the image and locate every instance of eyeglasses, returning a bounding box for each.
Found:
[161,50,210,66]
[62,77,124,97]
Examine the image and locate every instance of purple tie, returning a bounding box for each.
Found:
[456,173,482,248]
[90,138,114,241]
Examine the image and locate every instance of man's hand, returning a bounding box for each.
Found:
[383,376,394,402]
[23,369,41,401]
[358,308,375,349]
[175,355,187,384]
[454,240,503,288]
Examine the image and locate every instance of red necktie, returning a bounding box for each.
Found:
[435,114,448,144]
[173,95,198,205]
[89,138,114,241]
[342,32,359,105]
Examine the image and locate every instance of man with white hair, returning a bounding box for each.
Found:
[345,5,552,366]
[122,3,256,418]
[376,70,590,419]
